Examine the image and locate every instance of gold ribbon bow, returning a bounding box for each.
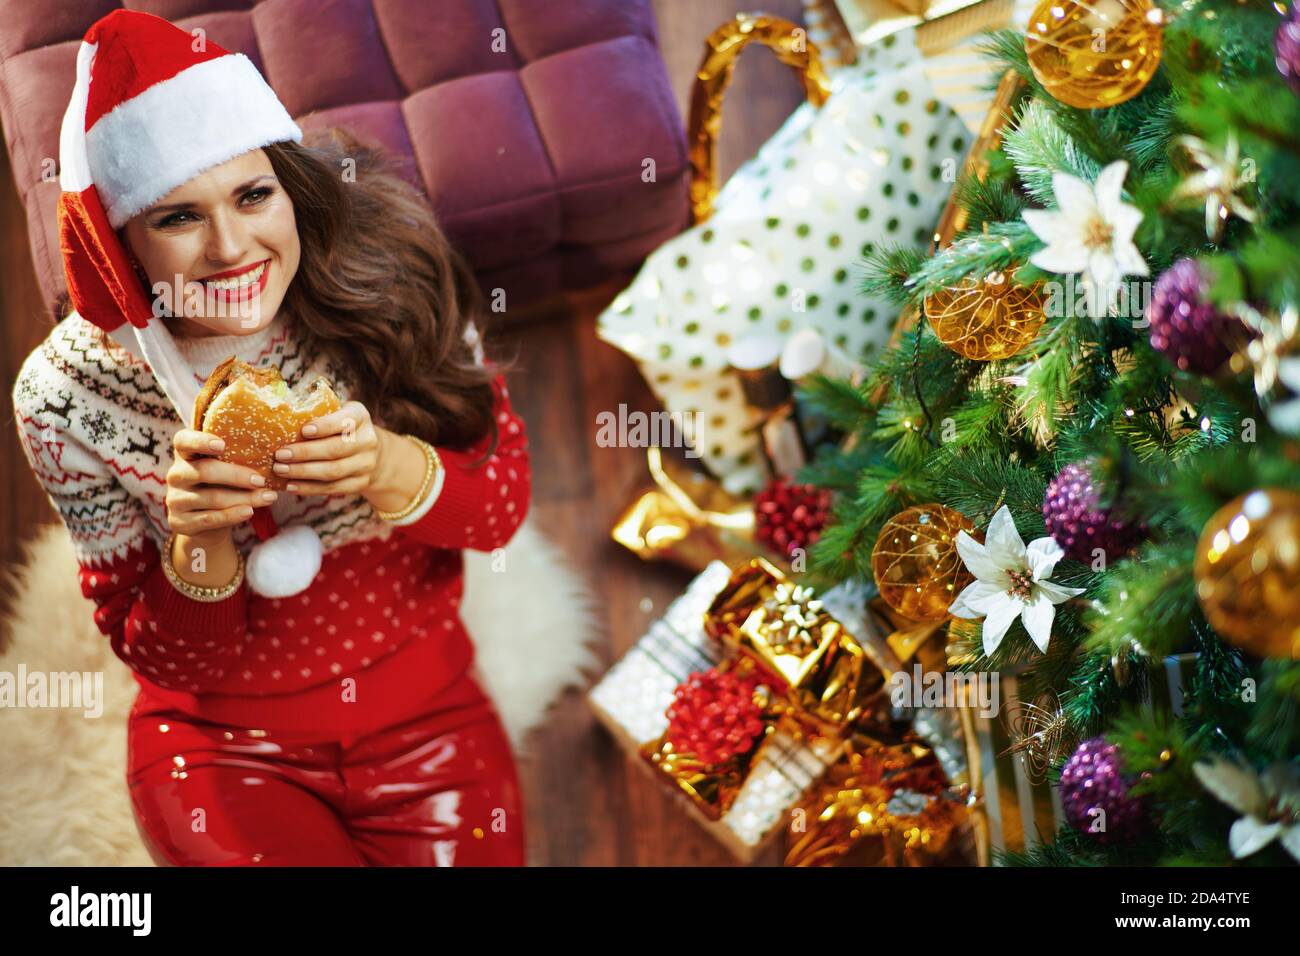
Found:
[639,656,780,821]
[611,446,763,572]
[704,558,892,736]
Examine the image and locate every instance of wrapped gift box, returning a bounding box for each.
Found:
[832,0,1027,134]
[596,27,973,496]
[589,562,851,862]
[593,560,1188,864]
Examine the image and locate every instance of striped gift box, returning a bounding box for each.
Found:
[962,670,1065,860]
[960,653,1201,862]
[827,0,1039,134]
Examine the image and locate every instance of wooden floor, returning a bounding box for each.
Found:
[1,0,812,866]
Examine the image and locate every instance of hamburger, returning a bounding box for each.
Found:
[193,357,342,491]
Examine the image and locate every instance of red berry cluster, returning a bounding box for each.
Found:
[754,479,832,559]
[665,669,766,767]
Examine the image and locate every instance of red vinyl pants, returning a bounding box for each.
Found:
[125,667,525,866]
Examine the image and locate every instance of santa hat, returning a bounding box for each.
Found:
[58,9,321,598]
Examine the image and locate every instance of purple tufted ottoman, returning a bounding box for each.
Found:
[0,0,689,314]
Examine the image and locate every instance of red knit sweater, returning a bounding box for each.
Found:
[13,313,530,736]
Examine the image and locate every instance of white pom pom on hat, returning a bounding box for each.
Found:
[55,9,318,597]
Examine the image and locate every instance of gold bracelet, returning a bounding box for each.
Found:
[375,434,442,522]
[161,531,245,602]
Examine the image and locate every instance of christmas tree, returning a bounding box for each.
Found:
[799,0,1300,865]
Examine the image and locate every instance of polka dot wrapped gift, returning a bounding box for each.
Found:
[598,26,971,495]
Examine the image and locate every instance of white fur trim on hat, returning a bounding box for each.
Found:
[245,524,323,598]
[59,41,97,193]
[87,53,302,229]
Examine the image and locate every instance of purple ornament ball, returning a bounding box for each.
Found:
[1145,260,1234,375]
[1278,5,1300,96]
[1059,737,1147,844]
[1043,460,1144,565]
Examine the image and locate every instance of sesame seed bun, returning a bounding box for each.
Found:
[193,357,341,491]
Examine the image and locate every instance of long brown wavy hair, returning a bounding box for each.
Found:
[258,129,498,452]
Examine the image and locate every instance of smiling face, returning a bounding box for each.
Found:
[121,148,300,338]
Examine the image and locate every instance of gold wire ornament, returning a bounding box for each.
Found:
[871,504,977,622]
[1195,489,1300,660]
[1002,689,1075,784]
[1024,0,1165,110]
[923,270,1047,361]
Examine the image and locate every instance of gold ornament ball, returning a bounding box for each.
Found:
[1024,0,1164,110]
[871,504,976,621]
[924,271,1047,361]
[1194,489,1300,659]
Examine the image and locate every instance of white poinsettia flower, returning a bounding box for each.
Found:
[1022,160,1149,319]
[947,505,1085,656]
[1193,757,1300,862]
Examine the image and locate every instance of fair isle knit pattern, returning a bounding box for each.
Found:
[11,311,532,734]
[13,312,390,568]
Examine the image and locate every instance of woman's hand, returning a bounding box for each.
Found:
[166,429,273,589]
[273,402,428,513]
[272,400,386,496]
[167,429,279,535]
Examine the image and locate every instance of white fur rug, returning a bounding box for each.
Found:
[0,519,599,865]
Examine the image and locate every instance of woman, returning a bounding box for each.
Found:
[11,9,529,865]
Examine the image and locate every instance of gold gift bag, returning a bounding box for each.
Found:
[611,446,765,573]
